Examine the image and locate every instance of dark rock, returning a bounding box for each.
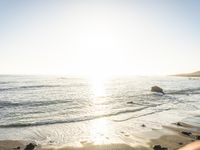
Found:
[176,122,183,126]
[181,131,192,136]
[24,143,36,150]
[153,145,168,150]
[80,140,87,144]
[178,142,183,145]
[49,140,54,143]
[196,135,200,140]
[13,147,20,150]
[151,86,165,94]
[141,124,146,127]
[127,101,134,104]
[125,134,130,137]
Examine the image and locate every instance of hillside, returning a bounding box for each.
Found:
[174,71,200,77]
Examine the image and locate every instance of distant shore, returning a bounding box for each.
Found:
[173,71,200,77]
[1,122,200,150]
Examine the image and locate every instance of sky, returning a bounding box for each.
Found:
[0,0,200,76]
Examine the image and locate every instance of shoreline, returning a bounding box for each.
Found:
[1,122,200,150]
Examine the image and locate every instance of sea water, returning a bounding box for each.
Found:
[0,75,200,145]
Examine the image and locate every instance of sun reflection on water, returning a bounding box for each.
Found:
[88,76,112,144]
[89,76,107,97]
[89,119,110,144]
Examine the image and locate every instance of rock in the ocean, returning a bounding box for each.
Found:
[178,142,183,145]
[13,146,20,150]
[24,143,36,150]
[127,101,134,104]
[151,86,164,94]
[153,145,168,150]
[181,131,192,136]
[196,135,200,140]
[141,124,146,127]
[176,122,183,126]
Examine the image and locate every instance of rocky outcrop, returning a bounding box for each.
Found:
[151,86,164,94]
[24,143,36,150]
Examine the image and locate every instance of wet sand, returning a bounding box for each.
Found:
[0,122,200,150]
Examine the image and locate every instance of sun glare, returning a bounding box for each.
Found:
[89,75,107,97]
[88,76,111,144]
[89,119,110,144]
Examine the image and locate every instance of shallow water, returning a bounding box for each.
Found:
[0,75,200,145]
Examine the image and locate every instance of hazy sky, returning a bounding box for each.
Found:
[0,0,199,76]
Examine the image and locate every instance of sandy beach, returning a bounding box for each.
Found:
[1,0,200,149]
[1,121,200,150]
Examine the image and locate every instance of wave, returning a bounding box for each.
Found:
[112,108,171,122]
[0,85,62,92]
[0,81,14,84]
[0,83,88,92]
[166,87,200,95]
[0,107,151,128]
[0,99,72,108]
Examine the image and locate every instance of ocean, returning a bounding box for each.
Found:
[0,75,200,146]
